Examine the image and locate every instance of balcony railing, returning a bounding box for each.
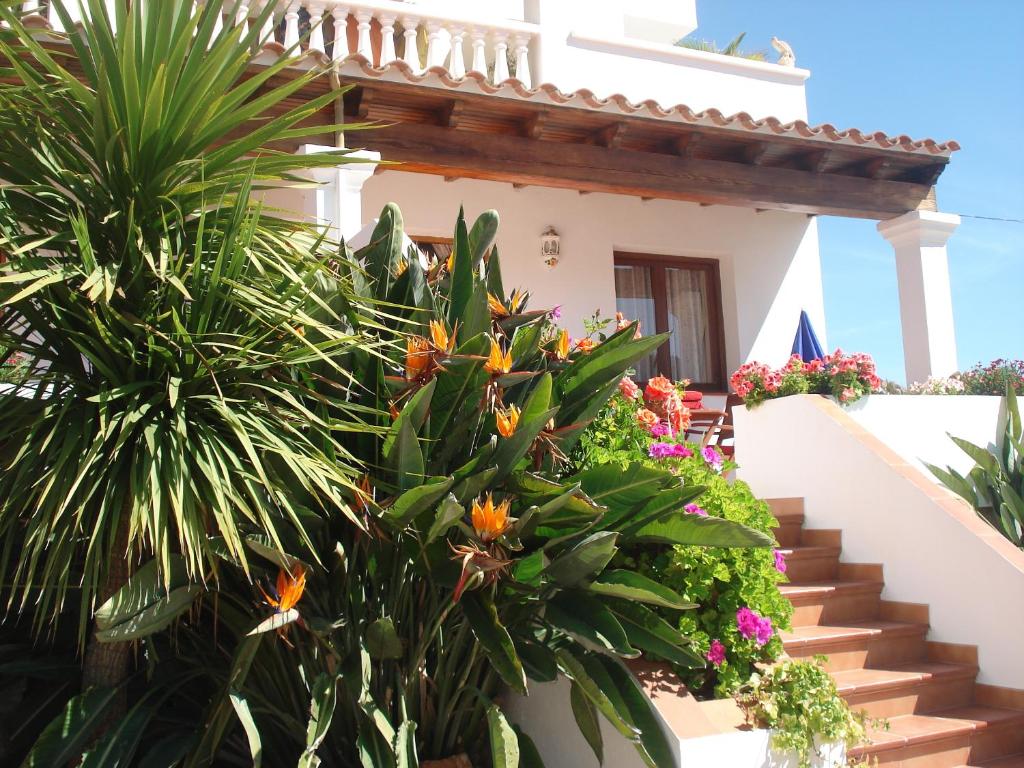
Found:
[15,0,539,88]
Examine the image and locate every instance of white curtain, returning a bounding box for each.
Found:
[614,264,657,380]
[665,267,709,383]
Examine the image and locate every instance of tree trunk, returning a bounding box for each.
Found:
[81,510,133,715]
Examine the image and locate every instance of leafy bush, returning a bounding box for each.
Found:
[575,382,792,697]
[928,386,1023,548]
[0,347,25,385]
[957,359,1024,396]
[736,658,873,768]
[731,351,881,407]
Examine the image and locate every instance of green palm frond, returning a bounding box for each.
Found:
[0,0,376,639]
[674,31,768,61]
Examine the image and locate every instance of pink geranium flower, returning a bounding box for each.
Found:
[684,503,708,517]
[706,639,726,666]
[773,549,787,574]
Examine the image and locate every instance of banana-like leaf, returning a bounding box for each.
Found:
[366,618,404,660]
[609,602,703,667]
[589,570,695,610]
[544,531,618,586]
[298,674,339,768]
[20,686,122,768]
[247,608,299,636]
[229,692,262,768]
[627,513,774,548]
[426,495,465,543]
[469,210,499,268]
[487,705,520,768]
[462,593,527,695]
[570,680,604,764]
[94,556,200,642]
[383,476,455,529]
[546,591,638,657]
[514,727,546,768]
[555,648,638,742]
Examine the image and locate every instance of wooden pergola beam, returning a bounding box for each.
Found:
[349,122,935,219]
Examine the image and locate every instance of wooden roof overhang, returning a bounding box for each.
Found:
[329,70,952,220]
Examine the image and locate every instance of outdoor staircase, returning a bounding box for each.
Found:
[770,498,1024,768]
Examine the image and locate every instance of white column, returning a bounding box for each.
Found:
[877,210,960,384]
[296,146,381,241]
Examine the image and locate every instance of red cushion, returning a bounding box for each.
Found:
[682,390,703,408]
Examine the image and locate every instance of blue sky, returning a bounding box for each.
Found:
[693,1,1024,383]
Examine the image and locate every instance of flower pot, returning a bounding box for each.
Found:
[421,755,472,768]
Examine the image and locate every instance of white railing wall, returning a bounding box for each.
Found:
[15,0,538,88]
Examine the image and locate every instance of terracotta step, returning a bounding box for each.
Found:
[852,707,1024,767]
[780,579,883,626]
[832,662,977,717]
[781,620,929,671]
[767,497,804,546]
[775,544,841,582]
[958,757,1024,768]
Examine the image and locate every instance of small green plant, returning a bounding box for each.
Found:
[736,658,876,768]
[957,359,1024,396]
[674,32,767,61]
[928,386,1023,548]
[0,347,26,385]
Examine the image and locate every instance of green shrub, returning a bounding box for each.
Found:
[736,658,874,768]
[957,359,1024,396]
[575,384,792,697]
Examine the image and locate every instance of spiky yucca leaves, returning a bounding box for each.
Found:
[0,0,375,647]
[166,205,775,768]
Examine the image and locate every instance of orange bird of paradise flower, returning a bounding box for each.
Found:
[405,335,433,381]
[553,328,570,361]
[484,337,512,375]
[259,563,307,614]
[429,319,456,354]
[495,404,520,438]
[471,493,512,543]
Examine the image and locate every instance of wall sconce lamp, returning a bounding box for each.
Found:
[541,226,560,268]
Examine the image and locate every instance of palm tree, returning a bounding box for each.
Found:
[674,31,768,61]
[0,0,373,695]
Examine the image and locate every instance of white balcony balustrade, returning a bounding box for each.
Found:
[15,0,538,88]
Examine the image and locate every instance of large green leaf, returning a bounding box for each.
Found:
[589,570,695,610]
[462,593,527,695]
[544,531,619,586]
[229,692,262,768]
[487,705,520,768]
[469,210,499,267]
[546,591,638,657]
[555,648,638,742]
[21,687,121,768]
[609,602,703,667]
[513,727,546,768]
[366,618,404,660]
[570,680,603,764]
[626,514,774,548]
[383,476,455,529]
[592,655,677,768]
[94,556,200,642]
[299,674,339,768]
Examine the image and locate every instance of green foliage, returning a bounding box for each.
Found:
[576,389,792,697]
[736,658,875,768]
[674,32,768,61]
[957,359,1024,396]
[0,346,26,385]
[928,385,1023,548]
[0,0,371,640]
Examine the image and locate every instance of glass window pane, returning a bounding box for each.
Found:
[614,264,657,380]
[664,266,711,384]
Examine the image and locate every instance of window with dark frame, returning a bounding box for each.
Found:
[411,236,453,266]
[613,252,726,391]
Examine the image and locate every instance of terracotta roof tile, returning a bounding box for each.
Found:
[325,54,960,158]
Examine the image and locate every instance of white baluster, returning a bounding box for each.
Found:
[491,31,509,84]
[282,1,300,50]
[50,0,83,32]
[354,10,372,59]
[209,2,224,44]
[448,25,466,78]
[330,5,350,61]
[307,3,325,54]
[233,2,249,36]
[469,27,486,75]
[400,16,421,73]
[378,14,397,65]
[425,20,444,69]
[512,33,532,88]
[22,0,39,13]
[255,0,276,47]
[103,0,117,32]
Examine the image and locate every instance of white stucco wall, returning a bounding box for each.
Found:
[525,0,809,121]
[358,171,827,380]
[844,395,1006,478]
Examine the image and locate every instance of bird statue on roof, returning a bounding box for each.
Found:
[771,36,796,67]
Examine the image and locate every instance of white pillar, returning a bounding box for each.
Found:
[296,146,381,241]
[877,210,960,385]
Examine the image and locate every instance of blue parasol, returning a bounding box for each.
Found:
[791,310,825,362]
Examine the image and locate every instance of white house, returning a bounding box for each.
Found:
[247,0,959,390]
